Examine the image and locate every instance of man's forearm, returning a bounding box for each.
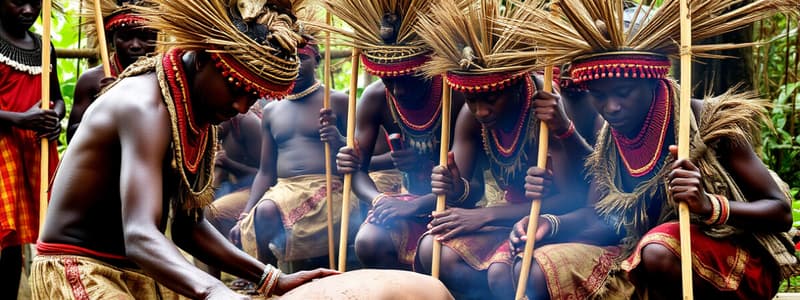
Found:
[176,219,265,283]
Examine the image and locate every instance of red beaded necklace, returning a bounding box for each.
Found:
[387,76,443,132]
[162,48,210,174]
[481,76,536,188]
[611,80,672,177]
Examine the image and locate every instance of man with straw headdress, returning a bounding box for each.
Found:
[414,0,597,298]
[505,1,800,299]
[67,0,156,142]
[30,0,339,299]
[326,0,468,270]
[228,8,359,270]
[0,0,64,298]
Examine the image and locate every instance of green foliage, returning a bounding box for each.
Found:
[34,0,86,153]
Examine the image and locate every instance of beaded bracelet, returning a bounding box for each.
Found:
[256,264,281,297]
[554,120,575,140]
[456,177,470,204]
[702,192,721,225]
[541,214,560,238]
[715,194,730,225]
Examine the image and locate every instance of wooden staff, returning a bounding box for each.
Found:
[431,78,452,279]
[337,48,360,272]
[39,0,53,229]
[678,0,694,298]
[93,0,113,77]
[323,12,335,270]
[514,65,554,299]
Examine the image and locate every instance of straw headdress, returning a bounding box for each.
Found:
[134,0,308,99]
[416,0,546,93]
[499,0,799,85]
[82,0,148,48]
[320,0,432,78]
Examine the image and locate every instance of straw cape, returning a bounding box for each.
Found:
[320,0,432,78]
[134,0,309,99]
[500,0,800,279]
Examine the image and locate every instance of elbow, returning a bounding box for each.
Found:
[123,229,154,264]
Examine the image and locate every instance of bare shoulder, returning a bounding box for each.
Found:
[75,65,106,89]
[361,80,387,105]
[89,73,170,142]
[330,89,349,108]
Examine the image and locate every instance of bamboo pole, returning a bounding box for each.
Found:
[678,0,694,298]
[39,0,53,230]
[338,49,360,272]
[93,0,112,77]
[323,12,336,270]
[514,65,554,300]
[431,78,452,279]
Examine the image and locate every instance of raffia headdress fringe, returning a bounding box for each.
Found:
[591,82,800,278]
[498,0,799,69]
[319,0,432,75]
[416,0,545,78]
[134,0,303,92]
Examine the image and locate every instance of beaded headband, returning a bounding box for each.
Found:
[445,71,528,94]
[570,51,671,85]
[361,51,430,78]
[136,0,305,100]
[104,10,146,32]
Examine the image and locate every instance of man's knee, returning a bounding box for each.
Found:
[487,263,513,291]
[416,235,435,266]
[640,243,680,277]
[254,200,282,224]
[354,224,394,263]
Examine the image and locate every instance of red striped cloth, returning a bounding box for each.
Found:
[0,63,59,249]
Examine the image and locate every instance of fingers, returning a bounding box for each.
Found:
[336,147,360,173]
[437,226,464,241]
[430,166,454,195]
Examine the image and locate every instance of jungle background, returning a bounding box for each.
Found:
[30,0,799,293]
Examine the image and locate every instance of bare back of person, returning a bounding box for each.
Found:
[41,72,168,256]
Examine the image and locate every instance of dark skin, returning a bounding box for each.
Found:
[417,75,596,299]
[0,0,65,141]
[67,26,157,142]
[510,78,790,300]
[228,52,349,267]
[0,1,64,299]
[336,74,465,269]
[39,50,337,300]
[211,110,261,188]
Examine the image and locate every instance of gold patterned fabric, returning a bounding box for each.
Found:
[239,175,359,262]
[30,255,185,300]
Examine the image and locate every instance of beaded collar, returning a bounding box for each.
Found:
[0,32,42,75]
[481,76,536,188]
[610,80,672,178]
[284,81,321,101]
[156,48,216,210]
[386,75,443,156]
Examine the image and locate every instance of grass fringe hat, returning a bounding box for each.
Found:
[320,0,432,78]
[416,0,546,93]
[497,0,799,85]
[135,0,309,99]
[82,0,148,48]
